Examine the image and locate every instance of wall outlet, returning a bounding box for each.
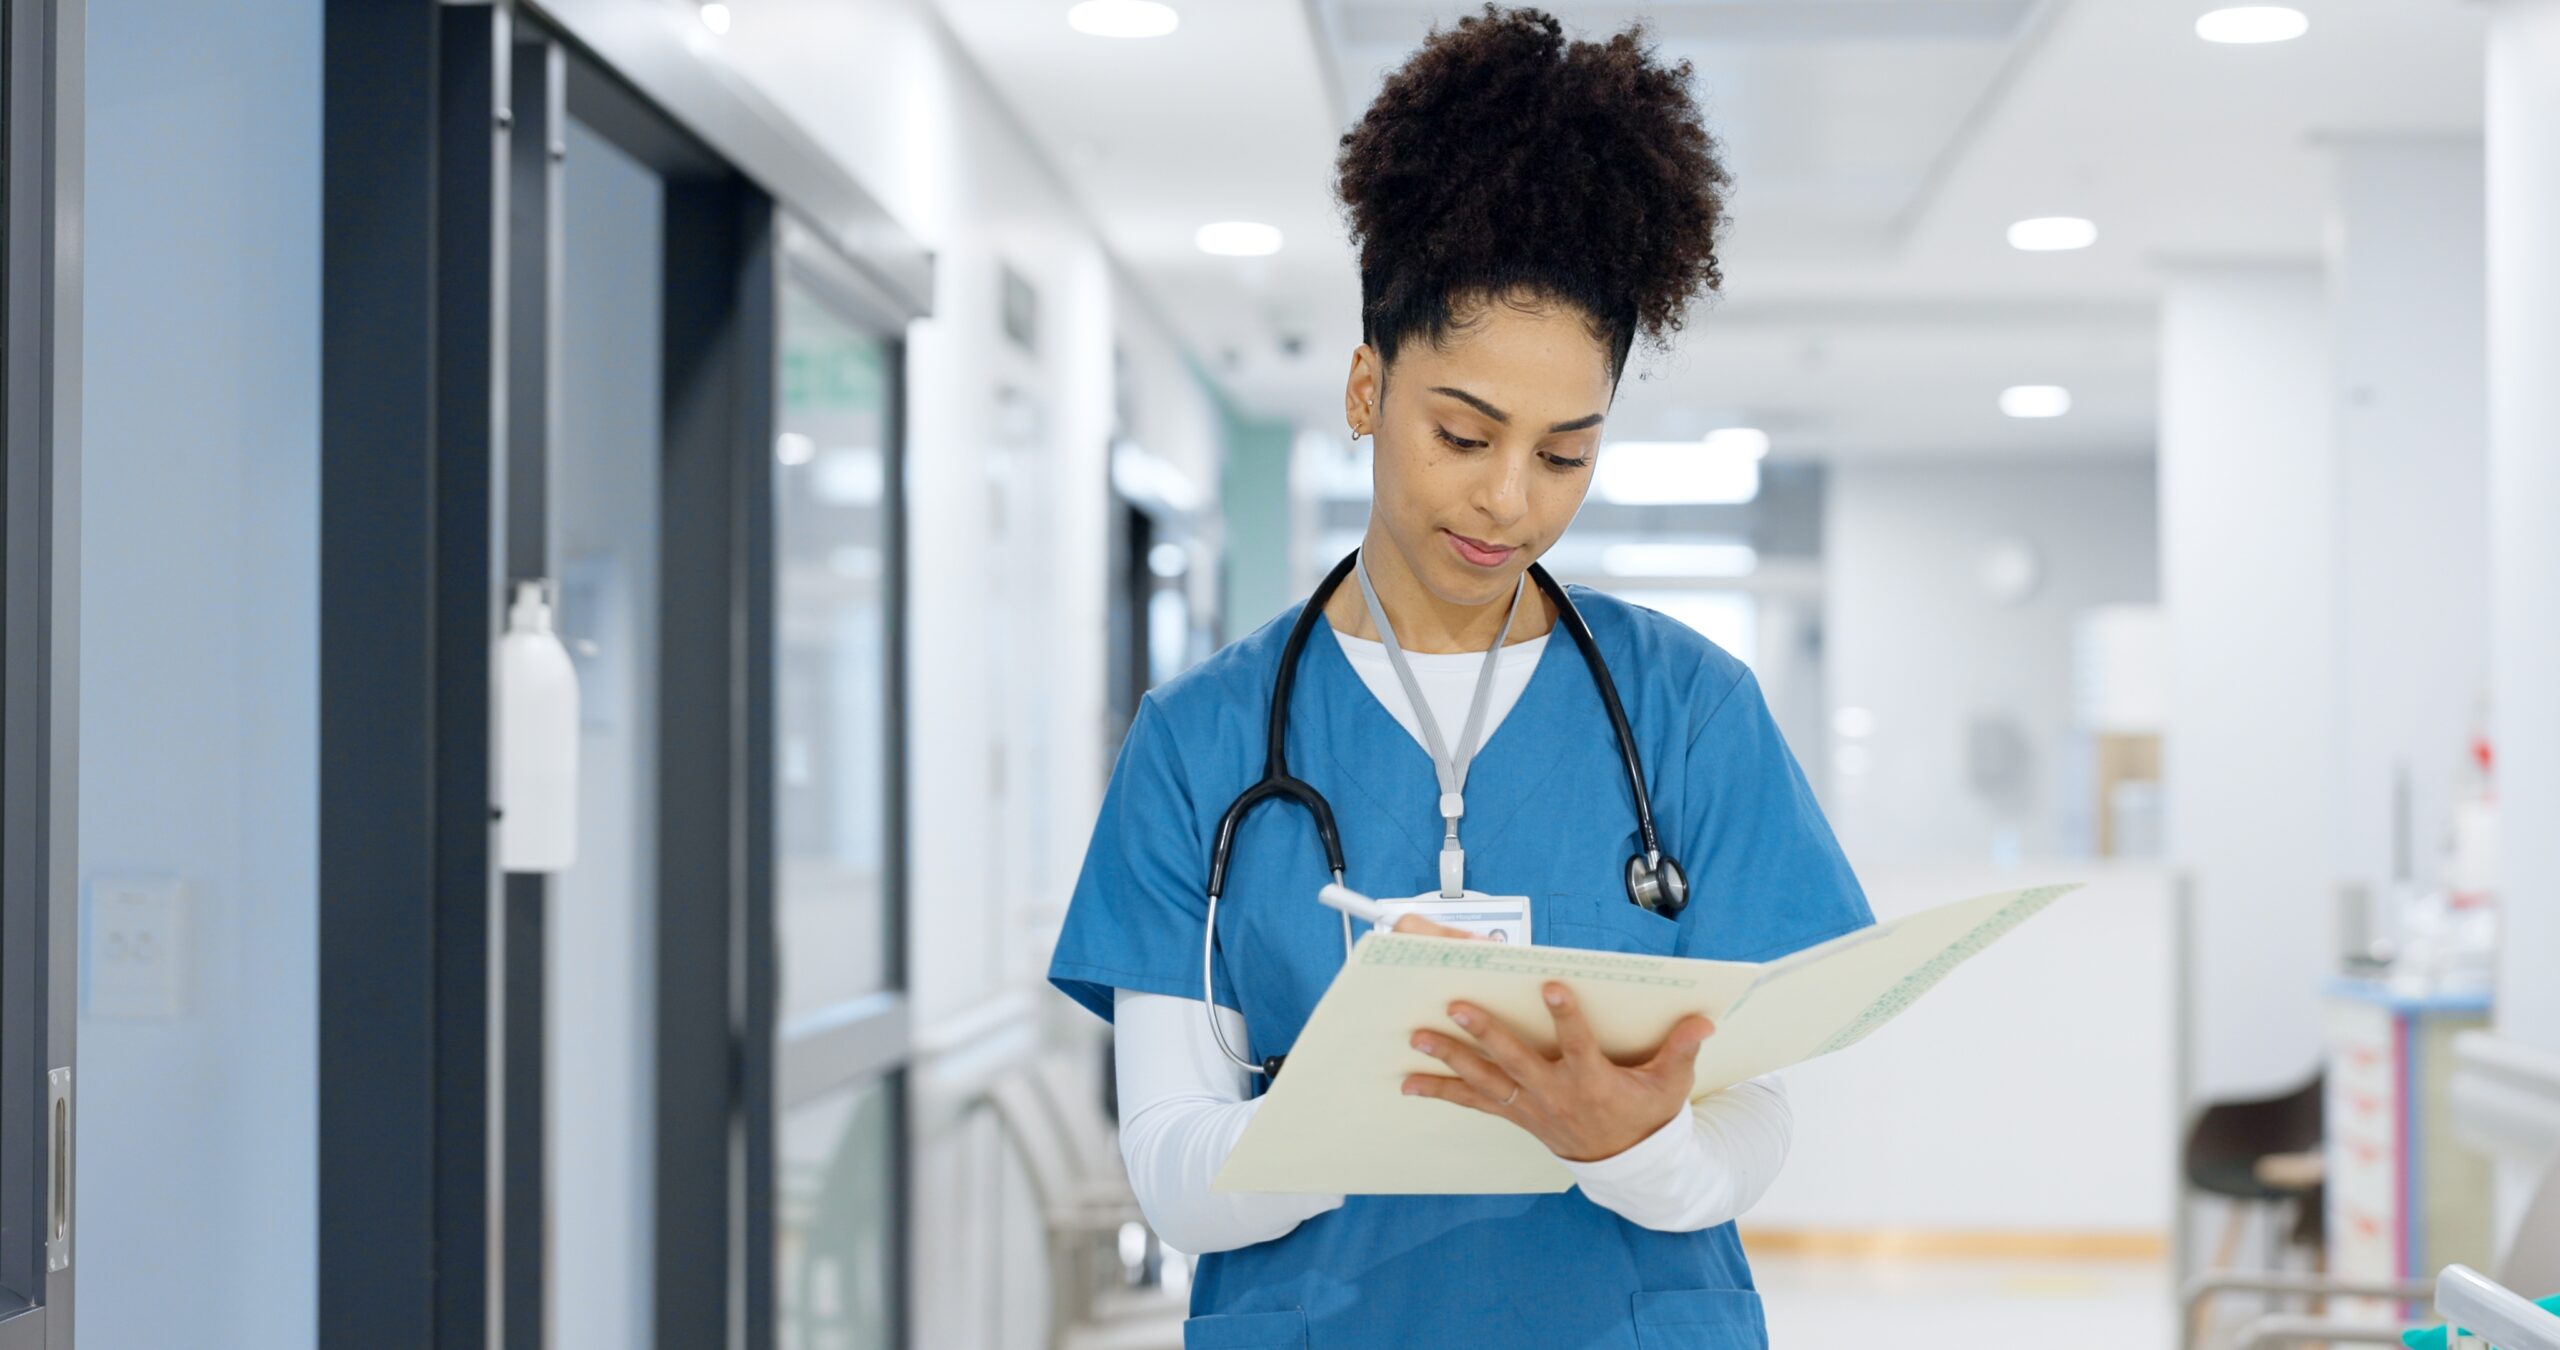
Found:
[87,877,188,1020]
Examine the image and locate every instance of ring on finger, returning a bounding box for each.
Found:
[1497,1082,1521,1108]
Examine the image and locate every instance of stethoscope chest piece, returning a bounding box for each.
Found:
[1625,851,1689,919]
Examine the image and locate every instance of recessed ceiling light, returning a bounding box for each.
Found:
[698,2,732,35]
[1594,440,1761,506]
[2195,6,2307,43]
[2007,216,2097,251]
[1195,221,1282,257]
[1069,0,1179,38]
[2000,385,2072,418]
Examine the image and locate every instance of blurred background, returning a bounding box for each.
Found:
[30,0,2559,1346]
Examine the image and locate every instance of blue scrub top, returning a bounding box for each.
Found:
[1047,586,1873,1350]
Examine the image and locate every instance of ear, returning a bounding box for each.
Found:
[1344,344,1382,438]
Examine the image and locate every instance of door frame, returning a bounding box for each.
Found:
[318,3,927,1344]
[0,0,80,1343]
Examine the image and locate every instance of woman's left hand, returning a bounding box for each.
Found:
[1401,983,1716,1164]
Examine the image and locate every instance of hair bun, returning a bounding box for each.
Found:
[1335,4,1730,375]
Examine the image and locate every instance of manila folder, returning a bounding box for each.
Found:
[1211,882,2079,1196]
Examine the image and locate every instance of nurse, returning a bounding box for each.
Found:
[1046,7,1872,1347]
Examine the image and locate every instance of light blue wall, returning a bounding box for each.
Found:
[79,2,320,1346]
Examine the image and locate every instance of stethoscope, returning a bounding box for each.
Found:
[1202,548,1690,1078]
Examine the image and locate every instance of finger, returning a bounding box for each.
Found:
[1639,1014,1717,1084]
[1411,1029,1525,1104]
[1402,1070,1518,1117]
[1542,982,1599,1063]
[1391,914,1482,940]
[1447,1002,1553,1085]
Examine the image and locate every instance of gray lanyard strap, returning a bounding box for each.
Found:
[1353,553,1527,896]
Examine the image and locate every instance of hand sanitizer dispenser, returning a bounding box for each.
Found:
[499,580,580,872]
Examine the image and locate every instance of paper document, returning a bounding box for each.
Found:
[1212,882,2079,1196]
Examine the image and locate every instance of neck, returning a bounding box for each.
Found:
[1324,523,1556,654]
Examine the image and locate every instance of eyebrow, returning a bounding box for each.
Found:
[1428,386,1605,434]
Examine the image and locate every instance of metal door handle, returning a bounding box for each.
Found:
[46,1066,69,1273]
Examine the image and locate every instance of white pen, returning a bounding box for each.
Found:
[1316,882,1394,928]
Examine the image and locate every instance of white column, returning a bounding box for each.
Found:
[2159,265,2337,1099]
[2487,3,2560,1063]
[2455,0,2560,1240]
[2320,135,2491,926]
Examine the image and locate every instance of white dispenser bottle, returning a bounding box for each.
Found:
[498,580,581,872]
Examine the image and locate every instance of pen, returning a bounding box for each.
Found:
[1316,882,1393,928]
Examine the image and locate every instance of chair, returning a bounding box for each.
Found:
[2182,1151,2560,1348]
[2183,1073,2329,1342]
[985,1058,1187,1350]
[1026,1051,1200,1328]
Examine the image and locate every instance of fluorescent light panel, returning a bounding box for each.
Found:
[1594,438,1762,505]
[2000,385,2071,418]
[1702,427,1771,460]
[1600,543,1759,578]
[1195,221,1282,257]
[1068,0,1179,38]
[2195,6,2307,43]
[2008,216,2097,251]
[814,448,884,504]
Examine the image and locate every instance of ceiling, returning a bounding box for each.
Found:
[931,0,2485,462]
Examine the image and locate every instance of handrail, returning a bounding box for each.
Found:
[2436,1265,2560,1350]
[2179,1271,2434,1350]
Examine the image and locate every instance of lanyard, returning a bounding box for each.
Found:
[1353,553,1528,897]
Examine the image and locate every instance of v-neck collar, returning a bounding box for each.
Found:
[1302,605,1572,875]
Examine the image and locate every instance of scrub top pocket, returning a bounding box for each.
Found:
[1547,890,1682,956]
[1181,1308,1310,1349]
[1629,1287,1769,1349]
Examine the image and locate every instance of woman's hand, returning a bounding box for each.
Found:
[1400,981,1717,1164]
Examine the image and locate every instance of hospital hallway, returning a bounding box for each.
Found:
[24,0,2560,1348]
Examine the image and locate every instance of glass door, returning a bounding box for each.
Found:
[545,96,669,1350]
[771,236,910,1350]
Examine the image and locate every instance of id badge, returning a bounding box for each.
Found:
[1376,891,1533,946]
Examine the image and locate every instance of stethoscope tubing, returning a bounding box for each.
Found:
[1196,547,1681,1076]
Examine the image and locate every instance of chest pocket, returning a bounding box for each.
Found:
[1545,890,1682,956]
[1631,1288,1768,1348]
[1182,1309,1307,1349]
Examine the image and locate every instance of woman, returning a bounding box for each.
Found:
[1047,8,1871,1347]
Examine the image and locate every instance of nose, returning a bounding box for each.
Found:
[1477,448,1530,527]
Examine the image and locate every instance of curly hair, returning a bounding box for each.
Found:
[1334,4,1730,382]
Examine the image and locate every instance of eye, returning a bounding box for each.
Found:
[1543,452,1592,471]
[1433,426,1488,451]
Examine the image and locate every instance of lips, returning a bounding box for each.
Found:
[1445,531,1516,568]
